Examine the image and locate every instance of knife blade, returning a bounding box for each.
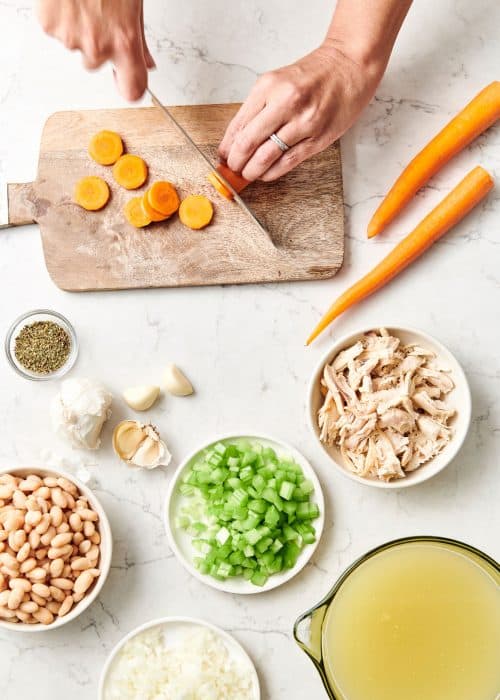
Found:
[147,88,274,246]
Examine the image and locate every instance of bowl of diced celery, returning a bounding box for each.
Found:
[165,434,325,594]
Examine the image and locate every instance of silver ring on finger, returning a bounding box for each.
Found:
[269,132,290,152]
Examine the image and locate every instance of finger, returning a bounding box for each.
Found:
[82,51,110,70]
[226,106,285,174]
[140,0,156,69]
[241,122,307,182]
[81,38,111,70]
[112,29,149,101]
[260,138,319,182]
[218,86,267,160]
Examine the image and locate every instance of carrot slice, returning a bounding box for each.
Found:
[207,163,250,200]
[179,195,214,229]
[142,191,169,222]
[148,181,180,216]
[207,171,232,200]
[368,81,500,238]
[124,197,152,228]
[113,154,148,190]
[308,166,494,344]
[88,130,123,165]
[73,176,110,211]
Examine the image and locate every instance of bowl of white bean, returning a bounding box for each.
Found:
[0,466,112,631]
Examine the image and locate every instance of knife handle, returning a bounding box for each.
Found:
[208,163,250,200]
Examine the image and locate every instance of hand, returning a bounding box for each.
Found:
[218,41,383,182]
[37,0,155,101]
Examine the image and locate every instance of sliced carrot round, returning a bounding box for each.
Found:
[73,176,110,211]
[124,197,152,228]
[147,181,180,216]
[142,191,169,222]
[113,154,148,190]
[88,130,123,165]
[179,194,214,230]
[207,171,233,200]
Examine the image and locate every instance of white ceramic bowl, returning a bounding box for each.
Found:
[0,466,112,631]
[308,326,471,489]
[165,433,325,594]
[98,616,261,700]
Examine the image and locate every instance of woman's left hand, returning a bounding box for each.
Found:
[218,41,382,182]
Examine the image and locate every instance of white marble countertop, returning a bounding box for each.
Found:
[0,0,499,697]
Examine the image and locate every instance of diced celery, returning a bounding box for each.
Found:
[248,499,267,514]
[279,481,295,501]
[244,528,262,545]
[177,439,321,587]
[242,450,258,466]
[251,570,268,587]
[256,536,273,554]
[213,442,227,456]
[238,467,252,484]
[283,542,301,569]
[216,527,230,545]
[264,505,280,528]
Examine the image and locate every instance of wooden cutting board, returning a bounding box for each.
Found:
[3,105,344,291]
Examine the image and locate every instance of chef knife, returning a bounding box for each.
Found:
[147,88,274,246]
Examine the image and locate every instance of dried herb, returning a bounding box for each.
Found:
[14,321,71,374]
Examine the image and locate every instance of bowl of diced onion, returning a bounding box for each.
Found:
[165,433,325,594]
[99,616,260,700]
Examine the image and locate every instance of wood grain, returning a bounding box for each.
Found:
[11,105,344,291]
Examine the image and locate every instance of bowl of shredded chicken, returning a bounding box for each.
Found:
[309,327,471,488]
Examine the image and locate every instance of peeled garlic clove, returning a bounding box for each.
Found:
[123,385,160,411]
[113,421,146,460]
[112,420,171,469]
[163,364,194,396]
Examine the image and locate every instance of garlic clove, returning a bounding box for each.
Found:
[112,420,171,469]
[163,364,194,397]
[123,385,160,411]
[132,434,171,469]
[113,421,147,460]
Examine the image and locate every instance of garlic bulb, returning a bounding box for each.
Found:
[51,378,113,450]
[123,385,160,411]
[113,420,171,469]
[163,364,194,396]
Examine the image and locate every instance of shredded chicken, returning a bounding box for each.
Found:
[318,329,456,481]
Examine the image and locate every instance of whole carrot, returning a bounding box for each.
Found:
[307,166,493,345]
[368,82,500,239]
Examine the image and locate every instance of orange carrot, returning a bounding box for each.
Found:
[148,181,180,216]
[368,82,500,238]
[124,197,152,228]
[88,130,123,165]
[308,166,494,345]
[207,163,250,200]
[113,154,148,190]
[142,190,169,222]
[179,194,214,229]
[73,176,110,211]
[207,171,232,200]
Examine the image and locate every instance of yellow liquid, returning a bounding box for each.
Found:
[322,542,500,700]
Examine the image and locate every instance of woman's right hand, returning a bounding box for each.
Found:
[37,0,155,100]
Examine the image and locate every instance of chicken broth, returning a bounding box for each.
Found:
[322,541,500,700]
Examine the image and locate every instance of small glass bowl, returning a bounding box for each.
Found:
[5,309,78,381]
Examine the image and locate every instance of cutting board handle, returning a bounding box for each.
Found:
[0,182,37,229]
